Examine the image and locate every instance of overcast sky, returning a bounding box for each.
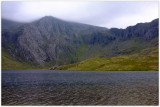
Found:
[2,1,159,28]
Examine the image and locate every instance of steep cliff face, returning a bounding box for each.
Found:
[2,16,115,65]
[110,19,158,40]
[2,17,159,65]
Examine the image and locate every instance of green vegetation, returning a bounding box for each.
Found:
[2,45,158,71]
[2,48,43,69]
[55,47,158,71]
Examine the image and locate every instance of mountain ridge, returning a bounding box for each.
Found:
[2,16,159,69]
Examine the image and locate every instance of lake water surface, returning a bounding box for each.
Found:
[2,70,158,105]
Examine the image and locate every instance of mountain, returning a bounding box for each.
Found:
[110,19,158,40]
[2,16,115,65]
[2,16,159,69]
[2,19,23,30]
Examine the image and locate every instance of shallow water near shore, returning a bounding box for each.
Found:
[2,70,158,105]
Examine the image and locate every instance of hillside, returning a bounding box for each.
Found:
[55,46,158,71]
[2,16,159,69]
[2,48,42,69]
[2,16,114,65]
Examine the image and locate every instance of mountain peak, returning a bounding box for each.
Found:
[39,16,64,22]
[42,16,55,19]
[2,17,158,65]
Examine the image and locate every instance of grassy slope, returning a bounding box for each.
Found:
[72,36,157,64]
[56,47,158,71]
[2,49,43,69]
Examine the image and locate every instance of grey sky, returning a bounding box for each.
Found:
[2,1,159,28]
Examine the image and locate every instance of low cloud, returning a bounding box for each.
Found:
[2,1,158,28]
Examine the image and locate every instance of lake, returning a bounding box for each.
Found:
[2,70,158,105]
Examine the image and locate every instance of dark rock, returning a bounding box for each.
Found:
[2,16,159,66]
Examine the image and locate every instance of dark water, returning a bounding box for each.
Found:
[2,70,158,105]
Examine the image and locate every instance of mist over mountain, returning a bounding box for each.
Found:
[2,16,159,66]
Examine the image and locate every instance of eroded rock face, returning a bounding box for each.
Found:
[110,19,159,40]
[2,16,113,65]
[2,16,159,65]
